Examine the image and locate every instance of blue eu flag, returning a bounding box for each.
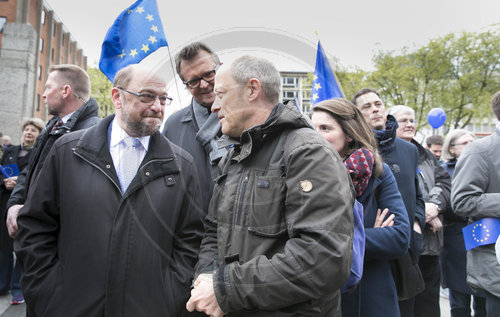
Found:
[0,164,20,178]
[462,218,500,251]
[311,41,343,105]
[99,0,168,82]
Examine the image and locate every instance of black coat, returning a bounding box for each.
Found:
[15,115,204,316]
[0,145,32,251]
[374,115,426,259]
[163,100,220,214]
[7,98,100,209]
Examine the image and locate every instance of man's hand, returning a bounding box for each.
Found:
[373,208,395,228]
[186,273,225,317]
[3,176,17,190]
[428,217,442,233]
[6,204,23,238]
[425,202,439,223]
[413,220,422,234]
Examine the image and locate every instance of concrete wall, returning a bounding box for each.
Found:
[0,23,38,144]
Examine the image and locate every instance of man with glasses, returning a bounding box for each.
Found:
[15,64,203,316]
[6,64,100,239]
[163,42,226,214]
[389,105,451,317]
[353,88,426,317]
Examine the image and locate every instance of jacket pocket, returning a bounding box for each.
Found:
[247,172,287,236]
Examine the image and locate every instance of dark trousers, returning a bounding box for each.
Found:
[0,251,22,295]
[399,297,416,317]
[449,290,486,317]
[414,255,441,317]
[484,292,500,317]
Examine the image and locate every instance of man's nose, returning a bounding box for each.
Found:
[199,78,211,89]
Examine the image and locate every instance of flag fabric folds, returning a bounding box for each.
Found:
[99,0,168,82]
[462,217,500,251]
[311,41,343,105]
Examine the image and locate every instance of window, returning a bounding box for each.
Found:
[51,48,55,61]
[39,37,44,52]
[38,65,42,80]
[52,23,56,36]
[36,94,41,111]
[282,77,298,87]
[0,17,6,33]
[41,10,46,24]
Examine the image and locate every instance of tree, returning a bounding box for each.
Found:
[367,28,500,130]
[88,67,114,118]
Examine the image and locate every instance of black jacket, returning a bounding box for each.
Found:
[7,99,100,209]
[15,115,204,316]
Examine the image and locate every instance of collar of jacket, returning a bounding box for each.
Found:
[179,99,198,124]
[374,114,398,148]
[218,103,313,162]
[52,98,99,135]
[73,115,180,196]
[411,138,435,163]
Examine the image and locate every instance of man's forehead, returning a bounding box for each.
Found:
[358,92,382,104]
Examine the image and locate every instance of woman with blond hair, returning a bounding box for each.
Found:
[311,98,410,317]
[0,117,44,305]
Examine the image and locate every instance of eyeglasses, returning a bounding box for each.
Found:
[183,64,220,89]
[398,118,416,126]
[451,140,472,147]
[117,87,173,106]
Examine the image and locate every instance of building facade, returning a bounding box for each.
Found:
[0,0,87,143]
[279,71,312,113]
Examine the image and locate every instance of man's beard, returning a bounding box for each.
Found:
[121,111,162,137]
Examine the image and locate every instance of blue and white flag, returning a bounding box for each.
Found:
[462,218,500,251]
[311,41,343,105]
[99,0,168,82]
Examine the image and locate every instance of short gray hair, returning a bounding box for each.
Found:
[230,55,281,105]
[387,105,415,117]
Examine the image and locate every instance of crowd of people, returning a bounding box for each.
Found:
[0,41,499,317]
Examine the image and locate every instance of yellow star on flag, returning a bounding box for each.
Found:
[314,83,322,90]
[313,93,319,101]
[141,44,150,53]
[136,7,145,14]
[151,25,158,33]
[146,14,154,22]
[119,50,126,59]
[313,75,318,81]
[127,9,133,14]
[130,49,138,57]
[148,35,157,44]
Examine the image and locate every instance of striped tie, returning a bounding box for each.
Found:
[118,137,142,193]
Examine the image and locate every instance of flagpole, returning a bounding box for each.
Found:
[166,46,183,107]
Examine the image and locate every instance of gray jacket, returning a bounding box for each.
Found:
[413,140,451,255]
[196,103,354,316]
[451,130,500,297]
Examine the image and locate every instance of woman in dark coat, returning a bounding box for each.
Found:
[311,98,410,317]
[440,129,486,317]
[0,118,44,305]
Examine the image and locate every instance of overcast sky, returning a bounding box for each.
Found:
[46,0,499,71]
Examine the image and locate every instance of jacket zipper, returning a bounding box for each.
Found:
[74,151,122,193]
[236,174,249,225]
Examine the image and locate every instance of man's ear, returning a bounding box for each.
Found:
[247,78,262,102]
[111,88,122,110]
[62,85,72,99]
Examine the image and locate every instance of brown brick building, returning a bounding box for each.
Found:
[0,0,87,142]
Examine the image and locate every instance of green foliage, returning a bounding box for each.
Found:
[310,27,500,131]
[88,67,114,118]
[367,29,500,130]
